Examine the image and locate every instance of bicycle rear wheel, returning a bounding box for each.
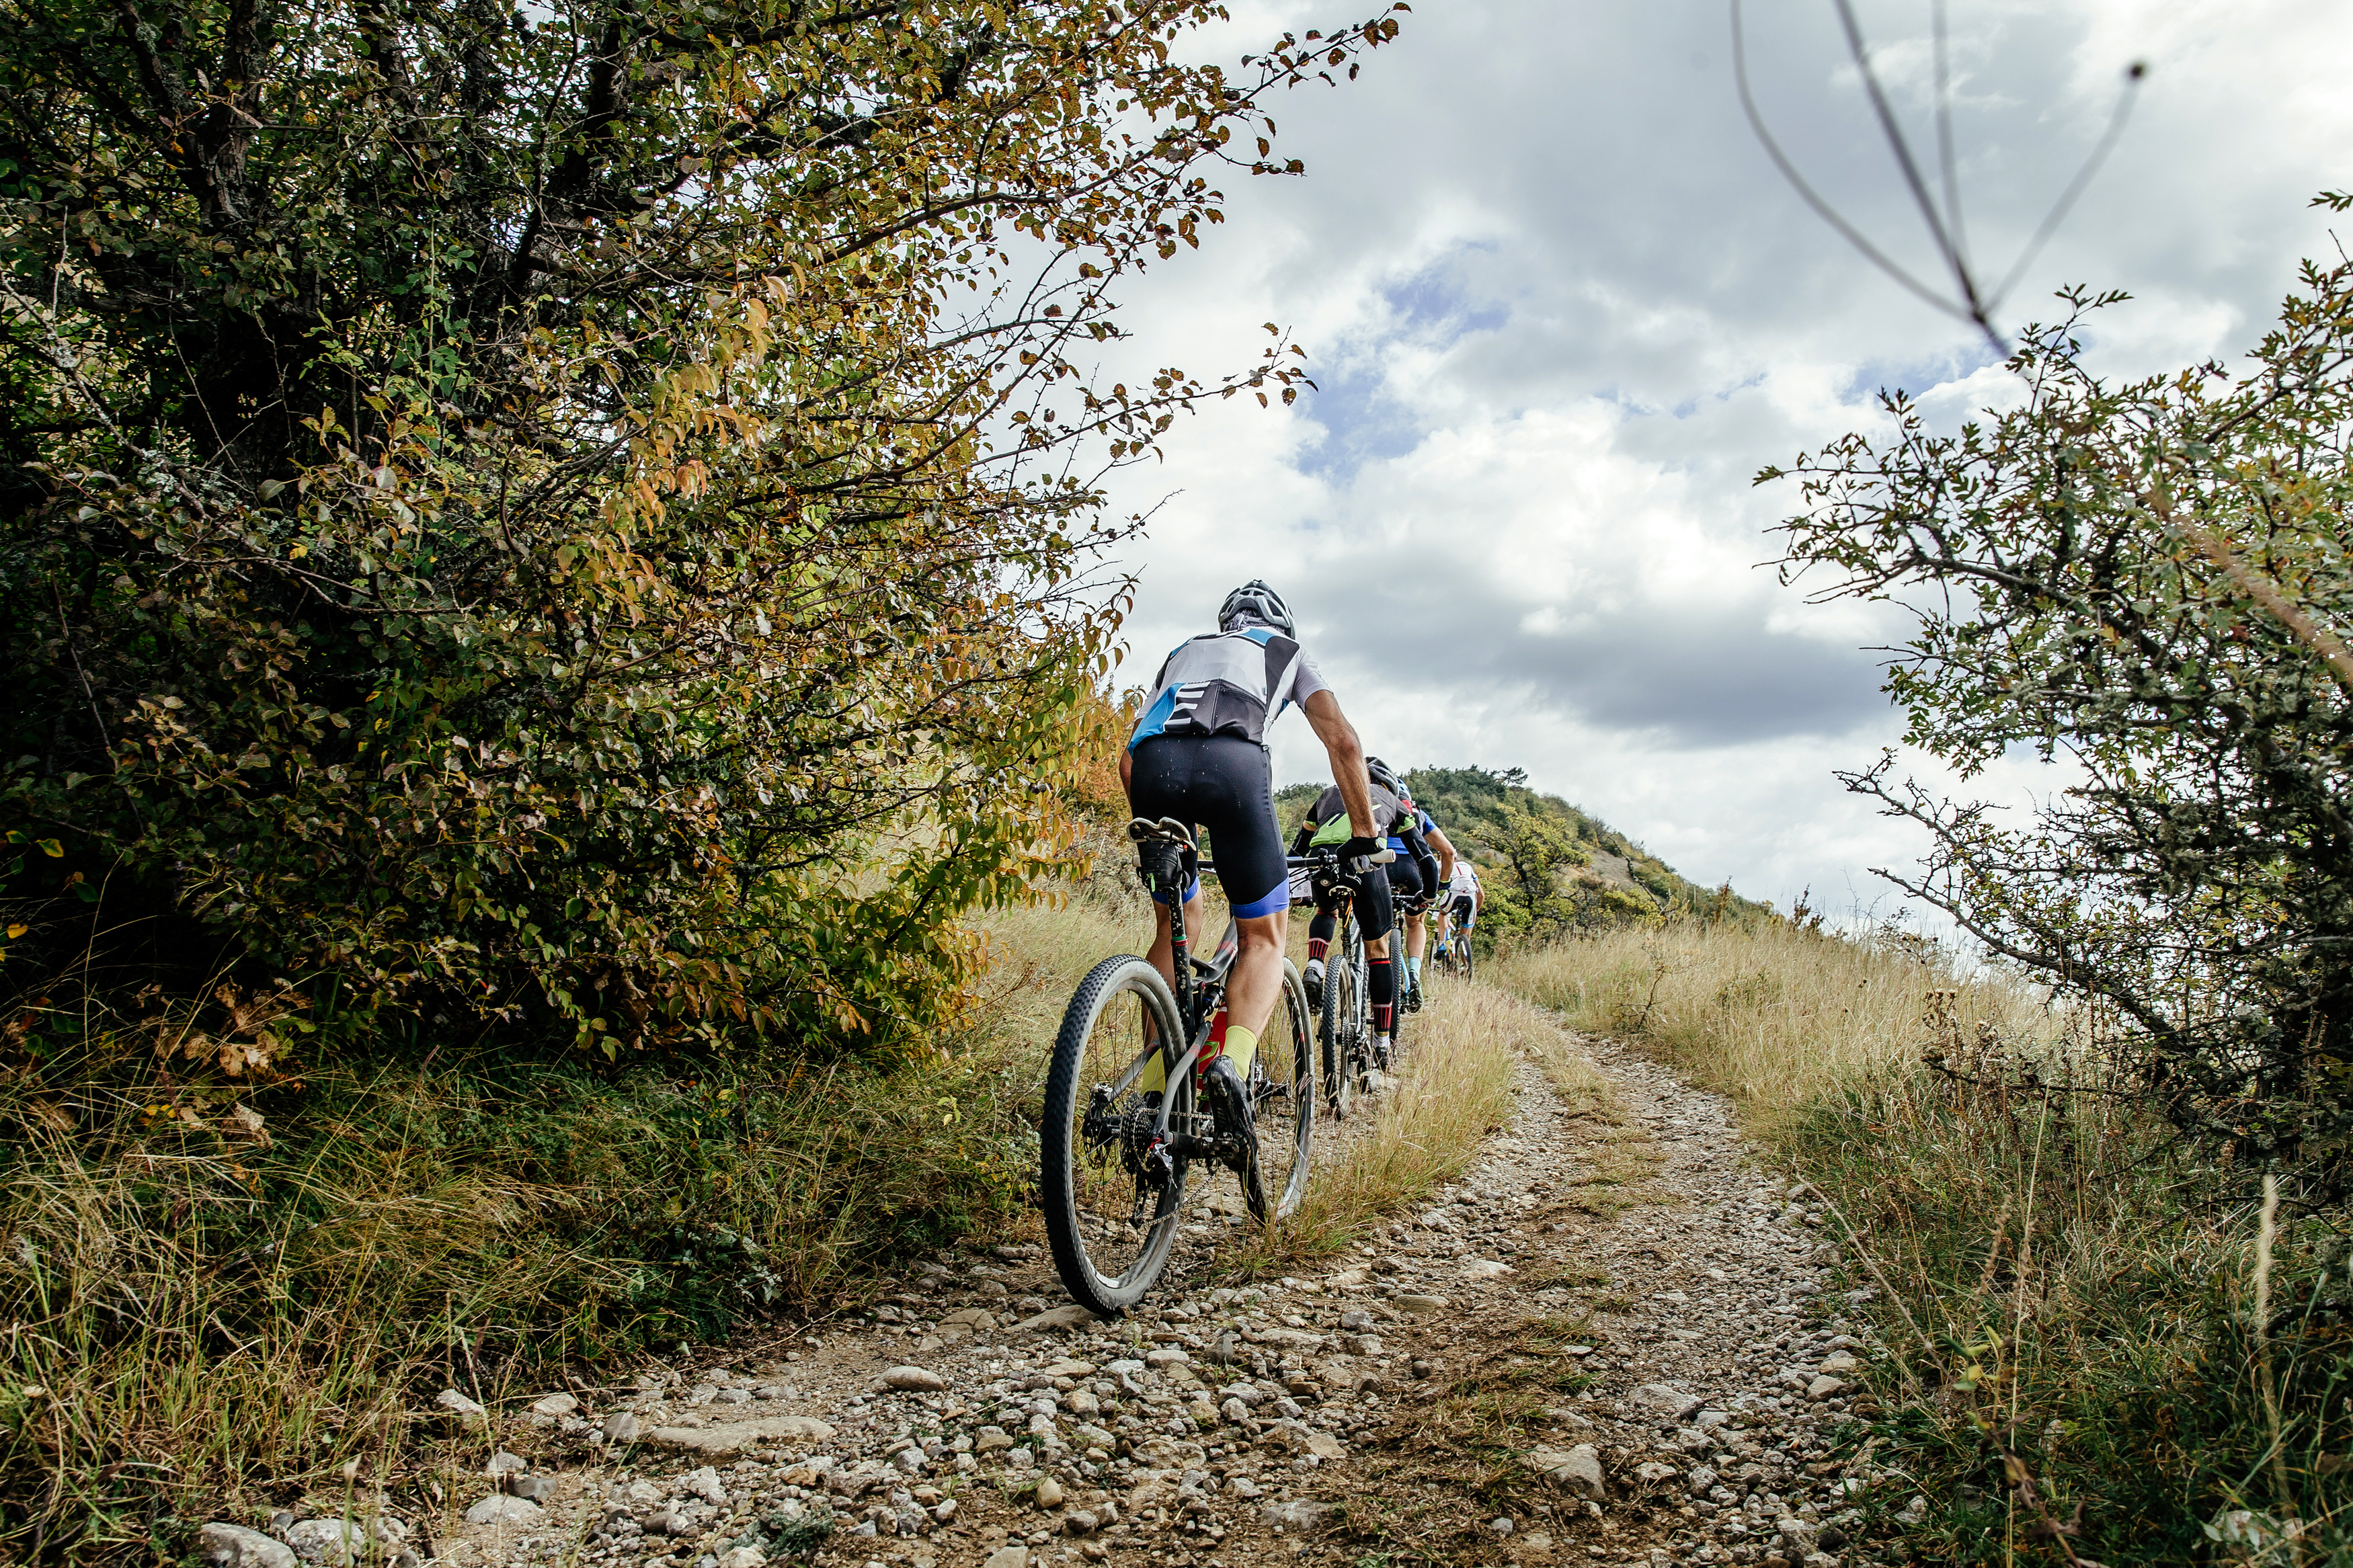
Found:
[1388,931,1411,1063]
[1041,955,1192,1315]
[1320,915,1360,1120]
[1463,938,1476,983]
[1246,960,1315,1223]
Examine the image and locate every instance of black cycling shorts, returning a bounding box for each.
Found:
[1127,735,1289,919]
[1451,893,1476,925]
[1319,857,1395,942]
[1384,854,1426,907]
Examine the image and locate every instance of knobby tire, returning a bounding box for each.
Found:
[1041,954,1189,1315]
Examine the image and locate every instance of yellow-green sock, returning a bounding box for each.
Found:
[1224,1025,1258,1077]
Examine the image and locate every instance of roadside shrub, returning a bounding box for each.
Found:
[1770,206,2353,1181]
[0,0,1402,1063]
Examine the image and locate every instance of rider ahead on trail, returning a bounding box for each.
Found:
[1120,581,1381,1138]
[1391,781,1457,1011]
[1291,755,1434,1066]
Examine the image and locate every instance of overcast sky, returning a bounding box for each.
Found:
[1088,0,2353,918]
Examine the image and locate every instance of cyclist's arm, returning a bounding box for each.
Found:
[1119,748,1133,798]
[1403,826,1441,893]
[1426,825,1459,884]
[1301,689,1376,838]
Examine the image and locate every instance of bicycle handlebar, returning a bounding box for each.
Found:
[1285,848,1396,867]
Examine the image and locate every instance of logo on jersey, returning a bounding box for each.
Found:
[1163,682,1211,729]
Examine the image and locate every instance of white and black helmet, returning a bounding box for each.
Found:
[1218,579,1295,637]
[1365,755,1402,795]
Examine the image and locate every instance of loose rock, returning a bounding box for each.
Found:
[463,1497,545,1527]
[1529,1444,1607,1502]
[283,1519,366,1565]
[198,1523,296,1568]
[1261,1499,1334,1530]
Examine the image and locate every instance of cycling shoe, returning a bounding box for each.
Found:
[1205,1055,1254,1144]
[1304,957,1325,1010]
[1205,1055,1267,1220]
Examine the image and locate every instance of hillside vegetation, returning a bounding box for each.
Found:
[1277,764,1771,942]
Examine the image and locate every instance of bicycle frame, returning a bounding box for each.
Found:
[1125,824,1239,1164]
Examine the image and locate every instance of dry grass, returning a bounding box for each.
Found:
[0,839,1170,1561]
[1238,982,1560,1268]
[1487,918,2353,1563]
[1487,918,2056,1130]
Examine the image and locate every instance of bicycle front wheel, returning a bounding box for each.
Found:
[1247,960,1316,1223]
[1040,955,1191,1315]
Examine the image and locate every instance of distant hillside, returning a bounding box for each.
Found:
[1274,764,1770,940]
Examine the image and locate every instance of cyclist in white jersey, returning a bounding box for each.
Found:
[1437,857,1483,960]
[1121,582,1382,1141]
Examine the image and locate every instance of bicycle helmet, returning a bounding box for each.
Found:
[1218,579,1295,637]
[1365,755,1402,795]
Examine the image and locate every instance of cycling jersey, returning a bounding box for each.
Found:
[1127,625,1328,752]
[1450,860,1482,901]
[1389,805,1437,856]
[1303,781,1407,846]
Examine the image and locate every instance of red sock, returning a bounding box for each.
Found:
[1308,938,1328,960]
[1369,956,1395,1032]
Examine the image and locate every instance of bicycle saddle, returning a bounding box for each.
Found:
[1125,817,1196,848]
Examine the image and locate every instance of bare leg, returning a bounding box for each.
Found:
[1224,909,1289,1039]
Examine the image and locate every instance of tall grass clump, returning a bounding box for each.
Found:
[1785,1032,2353,1563]
[1488,917,2049,1128]
[1492,919,2353,1564]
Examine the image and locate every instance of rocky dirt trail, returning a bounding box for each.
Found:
[205,1005,1911,1568]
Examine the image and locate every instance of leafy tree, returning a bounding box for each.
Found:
[0,0,1404,1061]
[1769,206,2353,1177]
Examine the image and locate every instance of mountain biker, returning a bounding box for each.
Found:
[1392,784,1457,1011]
[1437,856,1483,962]
[1291,755,1431,1067]
[1121,580,1382,1147]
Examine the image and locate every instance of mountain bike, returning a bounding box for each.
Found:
[1038,817,1316,1315]
[1293,849,1377,1120]
[1433,923,1476,981]
[1386,882,1445,1057]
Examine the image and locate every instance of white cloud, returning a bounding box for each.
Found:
[1087,0,2353,917]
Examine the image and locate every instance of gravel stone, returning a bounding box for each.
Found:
[198,1523,297,1568]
